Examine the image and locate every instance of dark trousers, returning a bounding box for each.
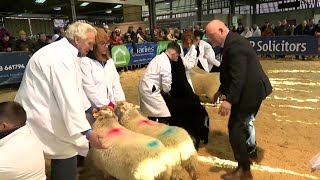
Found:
[228,106,259,170]
[148,116,170,124]
[51,156,77,180]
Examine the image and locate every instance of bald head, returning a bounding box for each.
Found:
[206,20,229,47]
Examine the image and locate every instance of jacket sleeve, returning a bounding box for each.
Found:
[110,60,126,102]
[181,45,197,70]
[225,44,247,105]
[80,57,111,107]
[50,59,91,136]
[160,60,172,93]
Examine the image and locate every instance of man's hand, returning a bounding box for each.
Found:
[213,91,222,103]
[88,130,105,149]
[218,100,232,117]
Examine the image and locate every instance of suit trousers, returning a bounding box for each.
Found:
[228,105,260,170]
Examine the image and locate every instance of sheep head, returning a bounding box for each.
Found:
[92,105,119,129]
[115,101,140,121]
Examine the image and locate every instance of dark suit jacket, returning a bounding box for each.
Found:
[219,32,272,113]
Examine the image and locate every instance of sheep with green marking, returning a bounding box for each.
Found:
[116,102,198,180]
[87,106,172,180]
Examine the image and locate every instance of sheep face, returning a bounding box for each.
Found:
[115,101,139,120]
[92,106,119,129]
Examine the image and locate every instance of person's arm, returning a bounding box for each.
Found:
[181,45,197,71]
[225,44,247,105]
[160,60,172,93]
[80,57,113,107]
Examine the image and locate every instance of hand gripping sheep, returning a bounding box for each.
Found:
[87,106,172,180]
[116,102,198,180]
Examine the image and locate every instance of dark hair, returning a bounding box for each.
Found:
[181,31,194,43]
[167,41,181,54]
[38,32,45,36]
[0,101,27,126]
[194,30,202,38]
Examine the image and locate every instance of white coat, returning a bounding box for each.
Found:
[139,52,171,117]
[197,40,221,72]
[180,44,197,91]
[15,38,91,159]
[80,57,126,107]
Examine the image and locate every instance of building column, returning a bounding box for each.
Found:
[229,0,236,27]
[148,0,156,40]
[197,0,203,24]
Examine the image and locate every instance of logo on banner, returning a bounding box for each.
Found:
[112,45,130,66]
[157,41,170,55]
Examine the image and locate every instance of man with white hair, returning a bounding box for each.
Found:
[15,22,105,180]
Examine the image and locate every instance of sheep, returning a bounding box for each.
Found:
[116,102,198,180]
[190,67,220,103]
[88,106,172,180]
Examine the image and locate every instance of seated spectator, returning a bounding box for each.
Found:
[157,29,167,41]
[127,26,136,42]
[51,27,64,42]
[124,33,137,53]
[34,33,49,52]
[241,27,252,38]
[15,30,34,53]
[251,24,261,37]
[0,33,14,52]
[136,27,146,43]
[262,25,274,58]
[167,28,177,41]
[0,101,46,180]
[110,31,123,45]
[144,28,152,42]
[236,23,245,34]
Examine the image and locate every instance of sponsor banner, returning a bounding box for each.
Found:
[0,52,29,85]
[248,35,318,55]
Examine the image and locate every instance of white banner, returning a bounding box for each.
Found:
[79,0,145,6]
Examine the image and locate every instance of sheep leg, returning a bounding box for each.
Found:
[185,165,197,180]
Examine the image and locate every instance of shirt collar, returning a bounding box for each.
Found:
[61,38,80,58]
[0,125,28,146]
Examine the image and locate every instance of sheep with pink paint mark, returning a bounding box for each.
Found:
[116,102,198,180]
[87,106,172,180]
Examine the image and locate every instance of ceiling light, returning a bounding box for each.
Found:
[114,5,122,9]
[35,0,46,4]
[106,10,112,14]
[54,7,61,11]
[80,2,90,6]
[165,2,170,5]
[17,14,23,16]
[195,7,198,10]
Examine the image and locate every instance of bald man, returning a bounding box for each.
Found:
[206,20,272,180]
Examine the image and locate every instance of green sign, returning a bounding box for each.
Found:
[111,45,130,67]
[156,41,170,55]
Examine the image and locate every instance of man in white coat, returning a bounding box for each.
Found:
[194,30,221,72]
[139,41,181,123]
[14,22,105,180]
[0,101,46,180]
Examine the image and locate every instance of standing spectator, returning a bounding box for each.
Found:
[294,20,310,60]
[251,24,261,37]
[273,20,282,36]
[144,28,152,42]
[262,25,275,58]
[157,29,167,41]
[34,33,49,52]
[127,26,136,42]
[206,20,272,180]
[276,19,291,58]
[194,24,204,37]
[311,20,320,58]
[0,101,46,180]
[309,18,315,33]
[240,27,253,38]
[15,30,34,53]
[236,23,245,34]
[260,21,269,33]
[110,31,123,45]
[0,33,14,52]
[136,27,145,43]
[14,22,104,180]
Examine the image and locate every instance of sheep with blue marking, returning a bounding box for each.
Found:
[87,106,172,180]
[116,102,198,180]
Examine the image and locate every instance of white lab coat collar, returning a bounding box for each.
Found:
[60,38,79,58]
[0,125,28,146]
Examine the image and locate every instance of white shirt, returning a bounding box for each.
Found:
[251,27,261,37]
[0,126,46,180]
[197,40,220,72]
[139,52,172,117]
[241,30,253,38]
[81,57,126,107]
[180,44,197,90]
[15,38,91,159]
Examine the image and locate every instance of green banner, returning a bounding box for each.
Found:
[156,41,170,55]
[111,45,131,67]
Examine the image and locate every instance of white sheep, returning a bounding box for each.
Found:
[116,102,198,180]
[190,68,220,103]
[88,106,172,180]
